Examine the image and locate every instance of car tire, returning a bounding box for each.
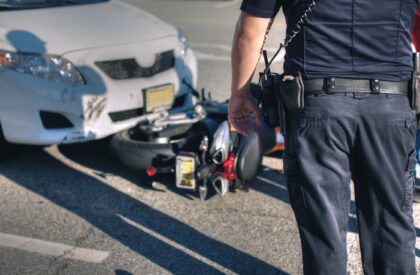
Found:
[110,125,207,171]
[0,124,11,160]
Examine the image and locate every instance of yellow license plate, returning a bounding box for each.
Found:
[175,155,196,190]
[144,84,175,113]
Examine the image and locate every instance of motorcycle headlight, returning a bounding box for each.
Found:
[0,50,86,85]
[178,29,189,58]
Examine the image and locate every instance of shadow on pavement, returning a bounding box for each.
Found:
[115,269,133,275]
[255,166,420,258]
[1,144,287,274]
[252,167,360,235]
[255,157,420,258]
[57,138,200,201]
[60,139,420,258]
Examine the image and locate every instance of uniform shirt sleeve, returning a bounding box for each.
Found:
[240,0,282,18]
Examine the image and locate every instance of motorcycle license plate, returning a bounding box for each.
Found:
[176,154,196,190]
[143,84,175,113]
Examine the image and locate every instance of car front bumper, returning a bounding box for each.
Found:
[0,43,198,145]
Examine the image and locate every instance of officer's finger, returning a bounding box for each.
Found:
[237,116,250,136]
[243,116,253,136]
[237,124,249,136]
[228,112,243,126]
[246,100,260,129]
[231,117,248,136]
[253,108,261,129]
[239,116,252,136]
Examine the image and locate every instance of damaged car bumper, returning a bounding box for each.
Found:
[0,41,197,145]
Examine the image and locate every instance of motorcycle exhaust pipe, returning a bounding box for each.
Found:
[210,172,229,197]
[209,121,231,164]
[211,148,228,164]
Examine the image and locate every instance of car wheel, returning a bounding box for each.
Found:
[110,125,205,171]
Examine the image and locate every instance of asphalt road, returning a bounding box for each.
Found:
[0,1,419,274]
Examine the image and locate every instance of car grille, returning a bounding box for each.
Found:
[109,108,144,123]
[108,94,187,123]
[95,50,175,80]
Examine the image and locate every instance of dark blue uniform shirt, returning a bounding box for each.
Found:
[241,0,418,81]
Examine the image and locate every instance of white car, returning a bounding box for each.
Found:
[0,0,198,154]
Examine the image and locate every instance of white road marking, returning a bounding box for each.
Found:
[191,42,281,54]
[215,0,241,9]
[194,50,230,61]
[193,50,284,64]
[191,42,285,63]
[118,215,230,273]
[0,232,109,263]
[190,42,232,52]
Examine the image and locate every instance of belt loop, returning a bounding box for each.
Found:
[325,77,336,94]
[370,79,380,94]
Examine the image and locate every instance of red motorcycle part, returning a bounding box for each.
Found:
[222,153,236,181]
[146,166,157,177]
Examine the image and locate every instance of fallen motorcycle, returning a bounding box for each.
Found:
[110,91,284,200]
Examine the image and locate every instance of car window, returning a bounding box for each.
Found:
[0,0,109,10]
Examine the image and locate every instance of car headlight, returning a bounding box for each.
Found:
[0,50,86,85]
[178,29,189,58]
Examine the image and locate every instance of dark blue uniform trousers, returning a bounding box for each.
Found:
[282,93,417,275]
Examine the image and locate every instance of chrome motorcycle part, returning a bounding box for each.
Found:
[210,172,229,197]
[209,121,230,164]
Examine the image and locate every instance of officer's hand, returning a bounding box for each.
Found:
[228,90,261,136]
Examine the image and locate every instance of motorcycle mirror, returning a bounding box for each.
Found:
[199,136,209,152]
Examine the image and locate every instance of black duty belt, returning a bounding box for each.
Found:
[303,77,409,96]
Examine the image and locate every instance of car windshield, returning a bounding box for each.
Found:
[0,0,109,10]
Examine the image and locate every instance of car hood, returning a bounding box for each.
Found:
[0,0,177,55]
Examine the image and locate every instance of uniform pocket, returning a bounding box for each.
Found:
[296,114,324,137]
[394,117,417,154]
[402,149,417,212]
[283,154,307,214]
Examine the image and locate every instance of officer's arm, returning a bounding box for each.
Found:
[412,7,420,51]
[231,12,271,95]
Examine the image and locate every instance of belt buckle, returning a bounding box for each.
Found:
[370,79,380,94]
[325,77,336,94]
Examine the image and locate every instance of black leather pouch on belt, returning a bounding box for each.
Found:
[277,71,305,112]
[260,72,280,128]
[411,53,420,122]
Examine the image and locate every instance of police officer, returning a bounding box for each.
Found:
[411,6,420,203]
[229,0,418,274]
